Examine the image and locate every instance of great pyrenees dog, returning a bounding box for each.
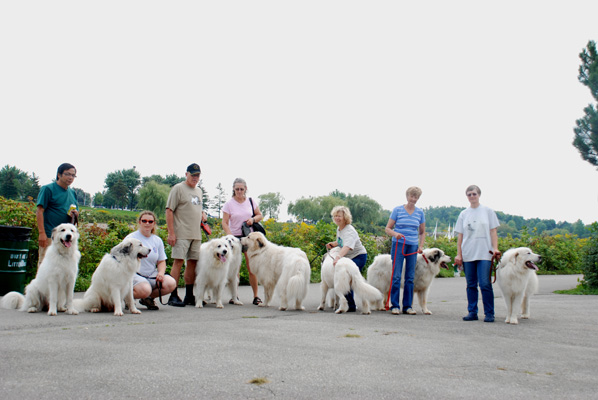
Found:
[241,232,310,310]
[317,247,382,314]
[496,247,541,325]
[194,237,231,309]
[223,235,244,305]
[367,248,451,314]
[75,238,150,316]
[1,223,80,316]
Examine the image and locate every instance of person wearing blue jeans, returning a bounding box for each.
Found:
[385,187,426,315]
[454,185,500,323]
[327,206,368,312]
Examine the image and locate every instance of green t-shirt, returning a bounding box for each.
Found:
[36,182,78,235]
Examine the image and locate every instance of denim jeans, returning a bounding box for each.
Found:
[390,241,418,311]
[345,253,367,310]
[464,260,494,317]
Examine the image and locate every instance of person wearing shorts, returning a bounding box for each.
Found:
[126,210,177,310]
[165,163,207,307]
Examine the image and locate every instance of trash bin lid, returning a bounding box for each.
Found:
[0,225,33,242]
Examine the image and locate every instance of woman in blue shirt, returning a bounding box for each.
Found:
[384,187,426,315]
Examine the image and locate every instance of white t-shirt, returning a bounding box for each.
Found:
[455,204,500,262]
[336,224,367,259]
[125,230,167,278]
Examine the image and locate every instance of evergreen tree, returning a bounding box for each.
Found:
[573,40,598,168]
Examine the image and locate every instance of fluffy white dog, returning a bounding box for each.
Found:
[223,235,244,305]
[241,232,310,310]
[76,238,150,316]
[1,223,80,316]
[194,237,231,309]
[317,247,382,314]
[367,248,451,314]
[496,247,541,325]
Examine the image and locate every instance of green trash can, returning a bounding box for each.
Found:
[0,225,32,295]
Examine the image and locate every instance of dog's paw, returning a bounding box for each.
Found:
[279,306,287,311]
[130,308,141,314]
[57,307,67,312]
[233,300,244,306]
[317,305,324,311]
[66,309,79,315]
[27,307,37,313]
[521,314,529,319]
[47,310,57,316]
[424,310,433,315]
[361,310,371,315]
[195,302,203,308]
[90,307,101,313]
[335,309,344,314]
[510,319,518,325]
[216,303,224,309]
[258,303,267,307]
[113,310,124,316]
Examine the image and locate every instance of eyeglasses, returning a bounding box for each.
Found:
[141,219,155,224]
[62,172,77,178]
[466,193,478,197]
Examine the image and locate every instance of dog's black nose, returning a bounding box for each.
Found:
[65,234,71,241]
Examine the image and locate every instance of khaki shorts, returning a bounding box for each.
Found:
[171,239,201,261]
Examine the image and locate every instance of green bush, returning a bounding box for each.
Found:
[581,223,598,289]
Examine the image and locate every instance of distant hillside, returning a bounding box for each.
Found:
[423,206,591,239]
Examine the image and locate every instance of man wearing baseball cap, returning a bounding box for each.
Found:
[165,163,207,307]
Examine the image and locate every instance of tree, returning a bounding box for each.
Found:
[210,183,227,218]
[0,165,40,200]
[72,187,91,206]
[573,40,598,168]
[93,192,104,207]
[258,192,284,220]
[104,168,141,209]
[137,181,170,216]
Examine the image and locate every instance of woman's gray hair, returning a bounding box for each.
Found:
[232,178,247,197]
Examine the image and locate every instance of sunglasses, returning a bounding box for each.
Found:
[466,193,479,197]
[141,219,155,224]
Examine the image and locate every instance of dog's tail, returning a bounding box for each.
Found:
[0,291,26,310]
[73,298,87,313]
[286,260,310,307]
[351,271,383,303]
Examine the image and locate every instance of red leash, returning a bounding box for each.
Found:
[385,239,426,310]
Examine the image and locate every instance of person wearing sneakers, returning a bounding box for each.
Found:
[126,210,177,310]
[454,185,500,323]
[165,163,208,307]
[326,206,368,312]
[384,186,426,316]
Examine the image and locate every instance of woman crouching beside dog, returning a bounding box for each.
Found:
[326,206,368,313]
[125,211,177,310]
[454,185,500,323]
[384,186,426,315]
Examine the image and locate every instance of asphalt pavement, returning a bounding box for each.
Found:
[1,275,596,399]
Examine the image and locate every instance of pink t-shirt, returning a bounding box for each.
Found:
[222,197,258,236]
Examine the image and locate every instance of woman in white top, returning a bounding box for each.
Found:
[326,206,367,312]
[222,178,264,305]
[127,210,177,310]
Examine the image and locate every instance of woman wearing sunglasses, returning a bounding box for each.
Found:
[125,210,177,310]
[454,185,500,323]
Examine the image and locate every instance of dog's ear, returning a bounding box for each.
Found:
[429,250,440,263]
[50,226,59,241]
[257,236,266,248]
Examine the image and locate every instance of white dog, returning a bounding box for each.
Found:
[1,223,80,316]
[317,247,382,314]
[76,238,150,316]
[223,235,244,305]
[194,237,231,309]
[367,248,451,314]
[241,232,310,310]
[496,247,541,325]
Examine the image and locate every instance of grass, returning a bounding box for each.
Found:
[554,282,598,295]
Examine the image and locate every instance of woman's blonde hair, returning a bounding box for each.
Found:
[406,186,422,198]
[331,205,352,225]
[137,210,158,234]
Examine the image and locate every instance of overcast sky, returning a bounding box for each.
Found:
[2,1,597,224]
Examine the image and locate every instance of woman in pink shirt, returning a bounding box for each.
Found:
[222,178,264,305]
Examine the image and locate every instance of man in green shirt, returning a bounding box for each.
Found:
[36,163,79,266]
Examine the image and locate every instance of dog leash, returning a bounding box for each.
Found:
[488,250,501,284]
[385,239,425,311]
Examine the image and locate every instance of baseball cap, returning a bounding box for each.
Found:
[187,163,201,175]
